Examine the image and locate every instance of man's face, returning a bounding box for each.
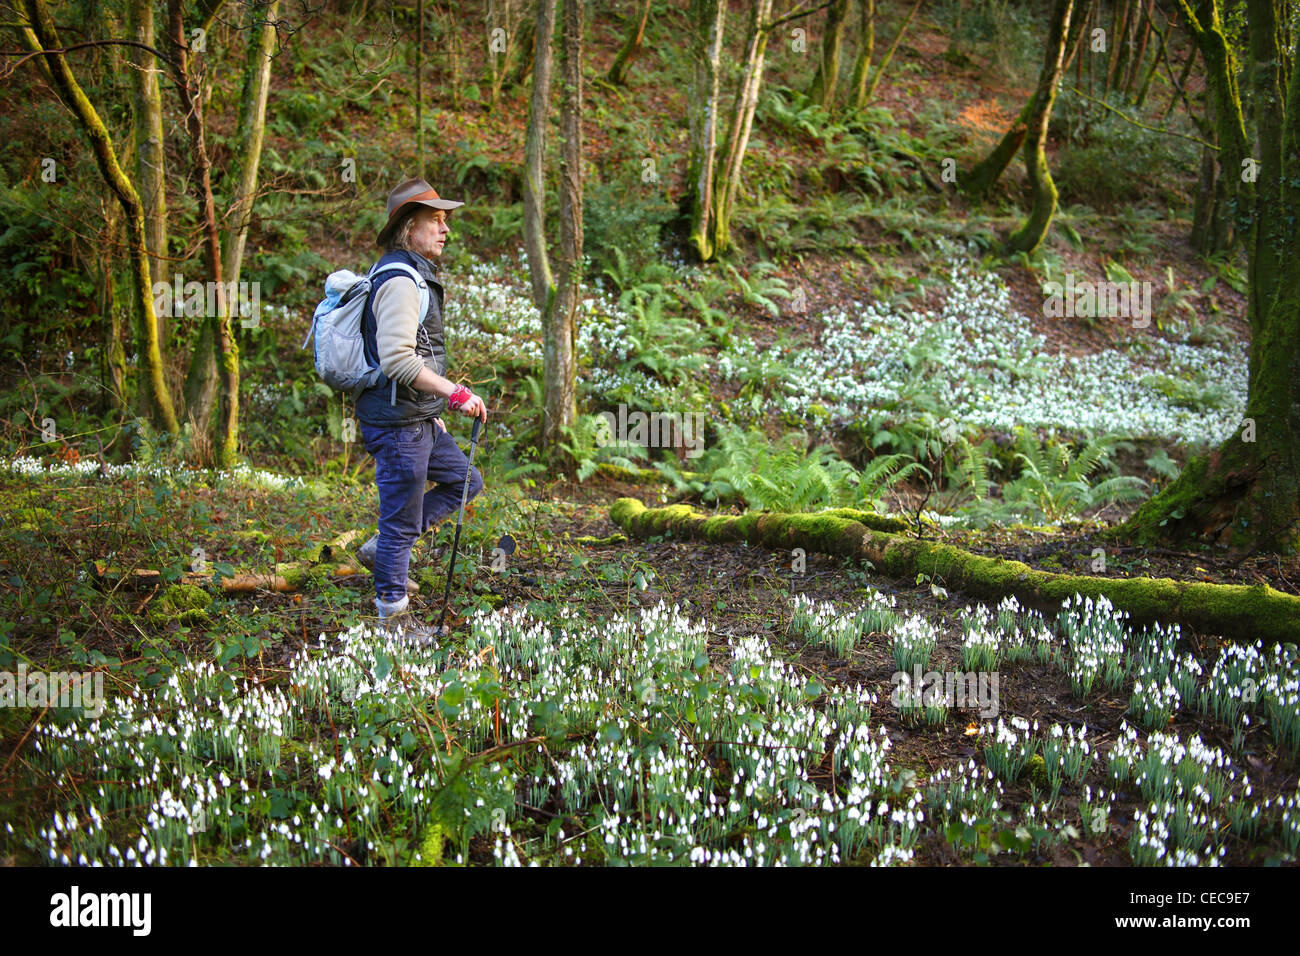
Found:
[409,208,449,259]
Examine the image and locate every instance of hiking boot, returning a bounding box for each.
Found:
[374,595,439,647]
[356,534,420,595]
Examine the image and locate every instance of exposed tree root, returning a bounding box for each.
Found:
[609,498,1300,643]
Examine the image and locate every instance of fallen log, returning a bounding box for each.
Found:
[91,561,366,594]
[609,498,1300,644]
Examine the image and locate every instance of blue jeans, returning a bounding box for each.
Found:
[361,420,484,604]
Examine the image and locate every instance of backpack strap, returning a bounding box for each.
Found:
[369,261,432,406]
[371,262,431,324]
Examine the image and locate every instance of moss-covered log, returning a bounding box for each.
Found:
[609,498,1300,643]
[595,462,705,487]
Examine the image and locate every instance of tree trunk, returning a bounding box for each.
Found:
[222,0,280,291]
[856,0,921,108]
[1191,127,1219,254]
[523,0,556,312]
[167,0,238,466]
[1105,0,1127,94]
[808,0,850,109]
[685,0,726,263]
[1133,2,1169,109]
[506,3,537,88]
[1123,0,1154,98]
[542,0,583,466]
[1175,0,1249,241]
[1005,0,1074,255]
[18,0,179,434]
[1118,0,1299,553]
[486,0,528,110]
[608,0,652,86]
[963,0,1089,198]
[712,0,773,260]
[847,0,874,111]
[99,199,128,411]
[126,0,168,349]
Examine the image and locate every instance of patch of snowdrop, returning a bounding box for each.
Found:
[2,455,303,489]
[719,251,1245,446]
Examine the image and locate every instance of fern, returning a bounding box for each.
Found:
[854,453,930,513]
[682,426,923,514]
[558,413,648,483]
[951,435,993,502]
[723,261,792,318]
[999,432,1149,522]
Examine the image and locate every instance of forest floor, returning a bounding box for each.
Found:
[2,465,1296,866]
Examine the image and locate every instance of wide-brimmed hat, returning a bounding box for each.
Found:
[376,177,464,247]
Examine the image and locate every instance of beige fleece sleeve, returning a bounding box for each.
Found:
[372,276,426,386]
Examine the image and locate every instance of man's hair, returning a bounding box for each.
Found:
[381,207,446,254]
[382,210,419,253]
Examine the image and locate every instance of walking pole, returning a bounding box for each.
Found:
[435,416,482,637]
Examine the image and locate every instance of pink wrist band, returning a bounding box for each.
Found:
[448,385,473,410]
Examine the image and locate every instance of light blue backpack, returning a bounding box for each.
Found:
[302,262,430,400]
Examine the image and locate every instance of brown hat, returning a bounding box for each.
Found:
[376,177,464,247]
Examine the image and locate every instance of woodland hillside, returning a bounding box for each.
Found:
[0,0,1297,879]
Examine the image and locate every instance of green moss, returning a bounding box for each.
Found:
[819,508,911,533]
[700,515,739,543]
[412,822,445,866]
[574,533,628,546]
[1112,455,1211,546]
[149,583,212,626]
[234,528,271,546]
[278,563,313,590]
[610,498,646,527]
[300,542,329,564]
[1023,754,1049,787]
[414,567,445,594]
[597,463,667,485]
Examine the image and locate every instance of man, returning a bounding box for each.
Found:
[354,177,488,641]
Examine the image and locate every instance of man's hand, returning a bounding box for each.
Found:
[459,392,488,422]
[410,368,489,422]
[433,417,447,433]
[448,384,488,423]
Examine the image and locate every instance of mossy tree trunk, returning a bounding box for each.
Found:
[684,0,727,262]
[847,0,874,110]
[853,0,920,109]
[222,0,280,291]
[1117,0,1299,553]
[541,0,583,468]
[18,0,179,435]
[710,0,773,261]
[99,198,128,411]
[1178,0,1247,254]
[607,0,652,86]
[522,0,556,313]
[962,0,1089,200]
[126,0,168,348]
[808,0,850,109]
[1005,0,1074,255]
